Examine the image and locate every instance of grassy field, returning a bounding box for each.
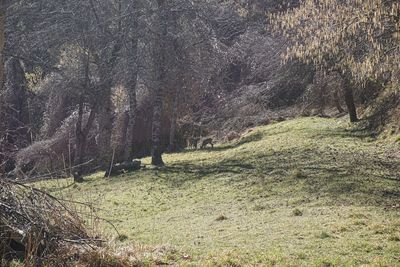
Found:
[39,117,400,266]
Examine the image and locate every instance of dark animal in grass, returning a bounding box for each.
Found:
[105,160,141,177]
[200,138,214,149]
[73,172,84,183]
[188,137,200,149]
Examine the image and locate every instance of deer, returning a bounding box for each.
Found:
[188,137,200,149]
[200,138,214,149]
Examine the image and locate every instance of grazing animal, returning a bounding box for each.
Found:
[73,171,84,183]
[188,137,200,149]
[200,138,214,149]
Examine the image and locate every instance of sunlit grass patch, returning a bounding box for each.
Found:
[37,117,400,266]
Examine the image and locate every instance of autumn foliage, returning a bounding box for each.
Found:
[271,0,400,84]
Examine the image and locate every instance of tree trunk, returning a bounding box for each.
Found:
[4,58,30,138]
[341,73,358,122]
[97,85,113,167]
[124,18,139,161]
[168,14,182,153]
[168,85,179,152]
[333,90,344,113]
[124,84,137,161]
[151,0,168,166]
[75,101,85,169]
[151,88,164,166]
[0,0,5,90]
[2,58,30,173]
[74,102,96,179]
[0,1,7,174]
[96,39,122,168]
[317,78,327,116]
[74,52,96,180]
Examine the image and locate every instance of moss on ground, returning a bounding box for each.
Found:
[38,117,400,266]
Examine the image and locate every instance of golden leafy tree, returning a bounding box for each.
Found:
[271,0,400,121]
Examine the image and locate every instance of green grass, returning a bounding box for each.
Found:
[38,117,400,266]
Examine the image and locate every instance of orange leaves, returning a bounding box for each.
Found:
[270,0,400,84]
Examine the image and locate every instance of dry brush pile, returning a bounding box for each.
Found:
[0,179,182,266]
[0,179,98,265]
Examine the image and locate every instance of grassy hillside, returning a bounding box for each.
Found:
[39,117,400,266]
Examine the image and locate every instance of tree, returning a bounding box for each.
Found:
[148,0,222,164]
[74,52,96,180]
[2,0,237,174]
[151,0,168,166]
[0,57,30,173]
[271,0,400,122]
[123,1,140,162]
[0,0,5,88]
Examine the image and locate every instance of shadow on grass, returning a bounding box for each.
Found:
[115,144,400,207]
[148,159,256,187]
[311,118,380,140]
[48,116,400,208]
[100,137,400,206]
[170,145,399,206]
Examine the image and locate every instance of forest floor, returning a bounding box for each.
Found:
[39,117,400,266]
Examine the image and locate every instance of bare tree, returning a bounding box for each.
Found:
[0,0,5,88]
[150,0,169,166]
[123,1,140,162]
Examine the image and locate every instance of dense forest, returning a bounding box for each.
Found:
[1,0,399,266]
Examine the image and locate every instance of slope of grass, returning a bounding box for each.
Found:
[39,117,400,266]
